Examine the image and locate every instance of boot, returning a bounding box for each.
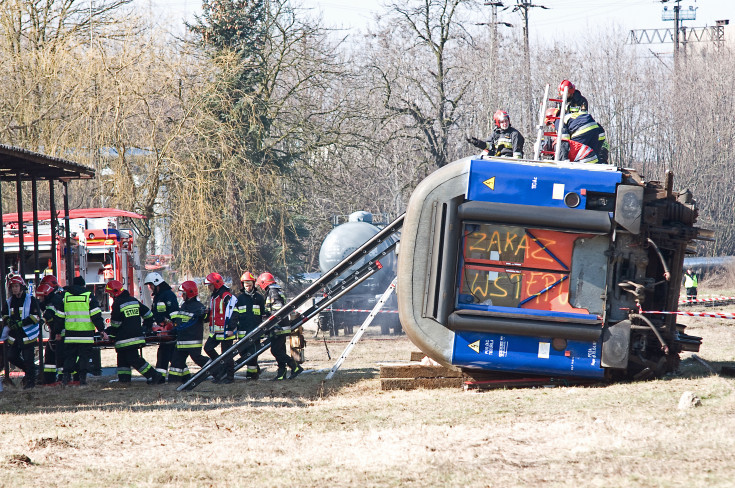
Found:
[288,364,304,380]
[273,367,287,380]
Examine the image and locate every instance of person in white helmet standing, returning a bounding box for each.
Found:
[144,272,179,382]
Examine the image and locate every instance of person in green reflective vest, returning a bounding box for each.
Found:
[684,268,699,301]
[57,276,108,386]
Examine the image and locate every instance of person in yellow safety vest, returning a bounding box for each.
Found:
[57,276,108,386]
[684,268,699,300]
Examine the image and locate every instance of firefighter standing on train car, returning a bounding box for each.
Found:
[467,110,525,159]
[684,268,699,300]
[557,79,588,113]
[203,272,237,383]
[233,272,266,380]
[169,281,209,384]
[256,272,303,380]
[104,280,164,385]
[144,272,179,381]
[36,275,67,384]
[57,276,108,386]
[1,275,42,389]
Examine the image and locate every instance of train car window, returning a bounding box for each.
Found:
[458,222,595,317]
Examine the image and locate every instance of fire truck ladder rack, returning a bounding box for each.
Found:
[324,277,397,380]
[533,83,569,161]
[177,213,405,391]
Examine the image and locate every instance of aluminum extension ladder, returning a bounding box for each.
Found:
[533,83,570,161]
[324,277,398,380]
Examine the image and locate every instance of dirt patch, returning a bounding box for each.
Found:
[29,436,75,450]
[7,454,34,467]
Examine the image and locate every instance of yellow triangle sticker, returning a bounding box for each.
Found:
[483,177,495,190]
[468,340,480,353]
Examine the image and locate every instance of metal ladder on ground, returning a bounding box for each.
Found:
[324,276,397,380]
[177,214,405,391]
[533,83,570,161]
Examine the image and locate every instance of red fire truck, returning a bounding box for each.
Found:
[2,208,146,307]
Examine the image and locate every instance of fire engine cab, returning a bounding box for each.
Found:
[2,208,146,308]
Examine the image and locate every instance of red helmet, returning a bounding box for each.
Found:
[36,283,54,298]
[7,274,25,287]
[105,280,125,298]
[41,275,59,288]
[544,107,560,126]
[558,79,575,97]
[204,272,224,289]
[240,271,256,283]
[493,110,510,128]
[256,272,275,290]
[179,280,199,299]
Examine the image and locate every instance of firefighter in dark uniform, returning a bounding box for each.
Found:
[57,276,108,386]
[104,280,164,385]
[203,272,237,383]
[256,272,303,380]
[558,79,588,113]
[2,275,42,389]
[467,110,525,159]
[144,272,179,381]
[556,80,609,164]
[233,272,266,380]
[169,281,209,384]
[35,275,66,384]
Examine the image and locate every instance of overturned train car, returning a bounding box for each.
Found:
[397,156,710,380]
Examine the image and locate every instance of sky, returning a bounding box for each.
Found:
[137,0,735,44]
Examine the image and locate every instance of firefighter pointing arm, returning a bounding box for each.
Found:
[467,110,525,159]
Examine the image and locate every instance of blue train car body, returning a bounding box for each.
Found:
[397,156,706,380]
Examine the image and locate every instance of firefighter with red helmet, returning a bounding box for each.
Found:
[57,276,108,386]
[467,110,525,159]
[557,80,588,113]
[104,280,164,385]
[36,275,67,384]
[144,272,180,381]
[203,272,237,383]
[233,272,266,380]
[257,272,303,380]
[168,281,209,383]
[556,80,609,164]
[1,275,42,389]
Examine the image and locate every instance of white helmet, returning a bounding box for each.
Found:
[144,272,165,286]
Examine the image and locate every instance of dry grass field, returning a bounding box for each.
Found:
[2,300,735,488]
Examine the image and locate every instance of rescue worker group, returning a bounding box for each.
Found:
[467,80,609,164]
[0,269,303,390]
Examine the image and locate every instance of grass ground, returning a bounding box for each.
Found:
[1,301,735,487]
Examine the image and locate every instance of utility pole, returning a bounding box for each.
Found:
[512,1,547,138]
[481,2,512,132]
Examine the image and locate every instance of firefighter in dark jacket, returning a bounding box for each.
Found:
[234,272,266,380]
[558,79,588,113]
[256,272,303,380]
[104,280,164,385]
[203,272,237,383]
[467,110,525,159]
[145,272,179,380]
[35,275,66,384]
[2,274,42,389]
[559,110,608,164]
[169,281,209,383]
[57,276,108,386]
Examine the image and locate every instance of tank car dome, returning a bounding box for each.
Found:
[348,211,373,223]
[319,221,380,274]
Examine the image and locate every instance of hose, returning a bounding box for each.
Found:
[630,313,669,355]
[647,238,670,281]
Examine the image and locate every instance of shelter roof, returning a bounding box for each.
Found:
[2,208,145,223]
[0,144,95,181]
